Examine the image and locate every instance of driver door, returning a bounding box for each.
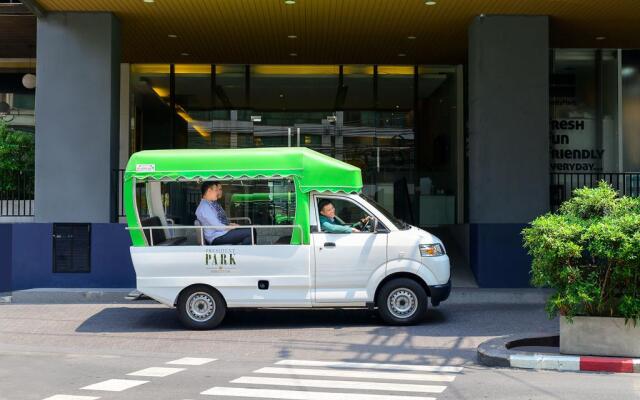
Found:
[312,195,387,303]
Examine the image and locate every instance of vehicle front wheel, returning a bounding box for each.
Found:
[376,278,428,325]
[177,286,226,330]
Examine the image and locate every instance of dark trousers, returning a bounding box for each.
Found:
[211,228,255,245]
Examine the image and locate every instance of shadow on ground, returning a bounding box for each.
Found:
[75,303,554,336]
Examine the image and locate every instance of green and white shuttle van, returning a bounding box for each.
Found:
[124,147,451,329]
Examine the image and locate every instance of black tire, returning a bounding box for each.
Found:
[177,285,226,330]
[376,278,428,325]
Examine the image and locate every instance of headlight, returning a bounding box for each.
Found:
[419,243,445,257]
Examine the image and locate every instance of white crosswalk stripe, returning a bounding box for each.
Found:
[127,366,186,377]
[81,379,148,392]
[166,357,217,366]
[276,359,463,373]
[202,359,462,399]
[231,376,447,393]
[201,387,437,400]
[254,367,457,382]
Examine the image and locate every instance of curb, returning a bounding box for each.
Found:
[478,334,640,373]
[5,288,157,304]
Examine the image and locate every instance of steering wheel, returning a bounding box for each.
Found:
[361,216,374,232]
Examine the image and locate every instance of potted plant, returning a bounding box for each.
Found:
[522,182,640,357]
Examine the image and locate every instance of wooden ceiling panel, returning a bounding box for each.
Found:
[34,0,640,64]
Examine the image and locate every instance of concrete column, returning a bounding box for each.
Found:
[35,12,120,223]
[468,15,549,287]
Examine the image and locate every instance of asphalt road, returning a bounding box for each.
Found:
[0,302,638,400]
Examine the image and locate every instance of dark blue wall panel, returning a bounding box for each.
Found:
[10,223,134,290]
[11,223,53,290]
[470,223,533,288]
[90,223,135,288]
[0,224,12,292]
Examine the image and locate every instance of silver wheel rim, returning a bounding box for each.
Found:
[186,292,216,322]
[387,288,418,319]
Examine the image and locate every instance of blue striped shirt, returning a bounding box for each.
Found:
[195,199,228,243]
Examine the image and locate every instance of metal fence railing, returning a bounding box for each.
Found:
[550,172,640,211]
[0,169,34,217]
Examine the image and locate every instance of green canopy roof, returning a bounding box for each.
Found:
[124,147,362,193]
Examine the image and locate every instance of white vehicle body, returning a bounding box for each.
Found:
[131,192,451,309]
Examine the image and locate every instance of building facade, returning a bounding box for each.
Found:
[1,1,640,292]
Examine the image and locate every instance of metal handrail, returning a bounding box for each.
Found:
[228,217,252,224]
[126,224,302,246]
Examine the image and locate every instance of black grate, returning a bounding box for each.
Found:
[52,223,91,273]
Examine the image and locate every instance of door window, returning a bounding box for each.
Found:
[316,197,377,233]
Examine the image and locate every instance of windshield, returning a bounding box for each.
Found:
[359,194,411,230]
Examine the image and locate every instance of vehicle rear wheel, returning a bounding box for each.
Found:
[376,278,428,325]
[177,286,226,330]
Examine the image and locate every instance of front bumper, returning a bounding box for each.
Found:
[429,278,451,306]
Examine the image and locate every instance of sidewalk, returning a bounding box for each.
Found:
[2,287,553,305]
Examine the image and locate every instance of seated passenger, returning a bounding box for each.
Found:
[195,181,254,245]
[318,199,371,234]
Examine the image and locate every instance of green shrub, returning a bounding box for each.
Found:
[0,121,34,194]
[522,182,640,325]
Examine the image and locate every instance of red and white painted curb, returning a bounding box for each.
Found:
[510,354,640,373]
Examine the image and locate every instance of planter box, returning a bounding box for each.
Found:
[560,316,640,358]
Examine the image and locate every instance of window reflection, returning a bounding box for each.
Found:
[130,63,461,227]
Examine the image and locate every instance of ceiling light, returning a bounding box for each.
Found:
[407,36,417,40]
[284,0,296,4]
[595,36,606,40]
[143,0,154,3]
[289,52,298,57]
[22,73,36,89]
[181,52,190,56]
[288,35,298,39]
[398,53,406,57]
[425,1,436,5]
[168,34,177,38]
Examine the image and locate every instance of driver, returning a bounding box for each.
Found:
[318,199,371,234]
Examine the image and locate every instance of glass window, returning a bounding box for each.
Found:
[360,193,408,230]
[415,66,459,226]
[550,49,620,173]
[250,65,339,111]
[136,179,297,246]
[215,65,247,109]
[0,66,36,133]
[377,66,414,110]
[127,63,462,229]
[131,64,173,150]
[342,65,374,110]
[622,50,640,172]
[550,49,622,207]
[175,64,214,149]
[317,197,377,233]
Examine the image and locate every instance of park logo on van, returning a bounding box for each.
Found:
[135,163,156,172]
[204,248,238,272]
